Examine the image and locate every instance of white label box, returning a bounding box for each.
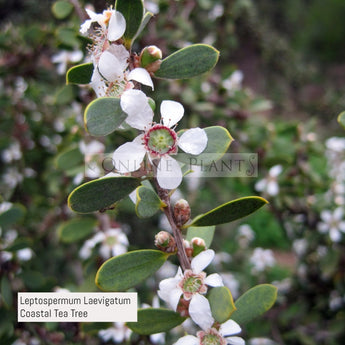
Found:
[18,292,137,322]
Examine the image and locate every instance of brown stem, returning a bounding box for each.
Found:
[154,178,191,271]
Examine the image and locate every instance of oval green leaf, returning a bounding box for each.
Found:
[1,276,13,309]
[55,146,84,171]
[0,204,25,229]
[84,97,127,136]
[185,226,215,248]
[52,0,74,19]
[116,0,144,46]
[208,286,236,324]
[68,177,141,213]
[176,126,233,166]
[127,308,185,335]
[132,11,153,43]
[58,218,97,243]
[135,186,165,218]
[338,110,345,129]
[66,63,93,85]
[231,284,278,324]
[187,196,268,227]
[96,250,169,291]
[154,44,219,79]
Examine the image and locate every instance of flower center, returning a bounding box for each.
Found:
[179,270,207,299]
[143,124,177,156]
[105,236,117,246]
[197,329,226,345]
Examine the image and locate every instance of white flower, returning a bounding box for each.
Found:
[79,228,129,260]
[98,322,131,343]
[325,137,345,153]
[112,90,208,189]
[91,45,153,97]
[80,8,126,42]
[222,70,243,95]
[51,50,83,75]
[236,224,255,248]
[249,247,276,273]
[157,249,223,329]
[1,142,22,163]
[0,201,13,214]
[174,319,245,345]
[317,207,345,242]
[16,248,34,262]
[255,165,282,196]
[80,8,153,96]
[249,337,276,345]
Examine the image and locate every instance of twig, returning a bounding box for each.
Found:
[154,180,191,271]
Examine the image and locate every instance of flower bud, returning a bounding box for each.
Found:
[140,45,162,67]
[183,239,193,258]
[173,199,191,227]
[154,231,176,253]
[191,237,206,256]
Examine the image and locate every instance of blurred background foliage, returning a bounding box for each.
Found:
[1,0,345,344]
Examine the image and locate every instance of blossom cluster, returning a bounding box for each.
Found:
[78,5,244,344]
[80,6,208,190]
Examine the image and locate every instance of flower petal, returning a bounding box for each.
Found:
[121,90,153,130]
[269,164,282,177]
[156,156,182,190]
[98,51,123,82]
[112,141,146,173]
[225,336,245,345]
[90,68,107,97]
[178,127,208,154]
[173,335,199,345]
[191,249,215,274]
[204,273,224,287]
[220,319,242,336]
[189,294,214,330]
[128,68,154,90]
[160,100,184,127]
[267,181,279,196]
[107,11,126,41]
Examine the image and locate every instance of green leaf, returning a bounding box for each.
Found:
[231,284,278,324]
[185,226,215,248]
[132,11,154,42]
[5,237,32,252]
[0,204,25,229]
[187,196,268,227]
[135,186,165,218]
[19,270,46,290]
[127,308,185,335]
[1,276,12,309]
[55,146,84,171]
[54,84,76,105]
[68,177,141,214]
[176,126,233,166]
[154,44,219,79]
[58,218,97,243]
[208,287,236,323]
[52,0,74,19]
[66,63,93,85]
[84,97,127,136]
[116,0,144,46]
[95,250,169,291]
[338,110,345,129]
[56,27,80,47]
